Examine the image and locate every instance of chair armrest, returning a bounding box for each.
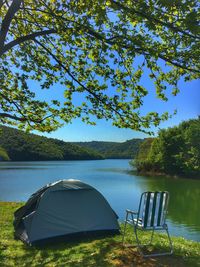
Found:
[126,209,138,215]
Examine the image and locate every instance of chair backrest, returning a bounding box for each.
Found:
[137,191,169,229]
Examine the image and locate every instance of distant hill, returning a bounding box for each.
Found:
[0,125,144,161]
[75,139,143,159]
[0,126,103,161]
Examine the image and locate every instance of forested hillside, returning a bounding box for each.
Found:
[0,125,143,161]
[134,118,200,178]
[0,126,102,161]
[75,139,143,159]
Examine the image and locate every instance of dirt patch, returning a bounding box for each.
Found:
[107,243,189,267]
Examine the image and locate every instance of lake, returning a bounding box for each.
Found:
[0,159,199,242]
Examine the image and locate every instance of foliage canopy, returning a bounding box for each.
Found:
[135,118,200,178]
[0,0,199,133]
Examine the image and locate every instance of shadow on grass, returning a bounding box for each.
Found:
[1,203,199,267]
[2,235,194,267]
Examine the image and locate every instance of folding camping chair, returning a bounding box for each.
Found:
[122,191,173,257]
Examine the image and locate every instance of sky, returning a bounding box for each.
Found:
[36,77,200,143]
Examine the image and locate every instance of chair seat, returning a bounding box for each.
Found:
[125,217,168,230]
[125,218,143,227]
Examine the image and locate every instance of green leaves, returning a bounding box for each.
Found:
[0,0,199,133]
[135,118,200,177]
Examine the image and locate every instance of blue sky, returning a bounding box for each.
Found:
[36,77,199,142]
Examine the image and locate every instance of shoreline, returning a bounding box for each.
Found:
[129,169,200,180]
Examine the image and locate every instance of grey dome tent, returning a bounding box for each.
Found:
[14,179,119,245]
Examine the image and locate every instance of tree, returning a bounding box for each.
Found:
[134,118,200,177]
[0,0,199,133]
[134,138,155,172]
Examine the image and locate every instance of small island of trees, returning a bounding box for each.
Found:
[134,118,200,179]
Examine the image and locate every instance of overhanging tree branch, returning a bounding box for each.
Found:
[0,112,27,121]
[0,91,46,124]
[0,29,56,56]
[1,3,198,74]
[0,0,22,50]
[51,17,199,73]
[0,0,199,132]
[0,111,52,123]
[110,0,200,40]
[34,38,133,124]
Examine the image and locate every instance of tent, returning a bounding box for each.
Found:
[14,179,119,245]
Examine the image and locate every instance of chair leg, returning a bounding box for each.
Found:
[122,212,129,245]
[134,226,146,257]
[149,228,154,245]
[122,213,138,247]
[134,227,155,247]
[123,223,154,256]
[141,228,173,257]
[166,228,173,255]
[122,220,127,245]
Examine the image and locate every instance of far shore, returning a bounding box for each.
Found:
[128,169,200,180]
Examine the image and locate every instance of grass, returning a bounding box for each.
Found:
[0,202,200,267]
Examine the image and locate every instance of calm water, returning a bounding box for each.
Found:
[0,159,199,242]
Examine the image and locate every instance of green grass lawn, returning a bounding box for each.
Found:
[0,202,200,267]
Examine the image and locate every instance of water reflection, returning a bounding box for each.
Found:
[139,175,200,237]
